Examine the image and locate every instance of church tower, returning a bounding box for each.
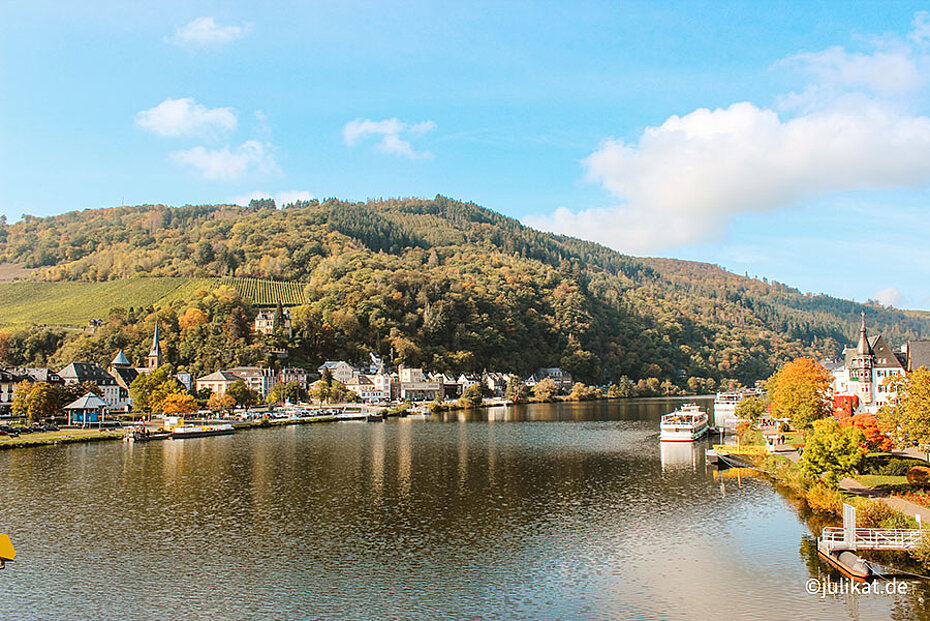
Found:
[147,320,163,371]
[852,312,874,405]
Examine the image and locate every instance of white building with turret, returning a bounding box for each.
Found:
[832,314,905,414]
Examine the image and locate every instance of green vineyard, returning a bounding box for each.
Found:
[214,277,308,307]
[0,278,211,328]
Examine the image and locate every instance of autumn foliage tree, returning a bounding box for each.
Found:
[161,393,198,416]
[802,418,866,488]
[533,378,558,402]
[877,368,930,447]
[842,413,893,452]
[12,380,60,423]
[766,358,833,429]
[458,384,483,408]
[207,393,235,413]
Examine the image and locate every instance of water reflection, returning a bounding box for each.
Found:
[0,400,927,620]
[659,441,701,472]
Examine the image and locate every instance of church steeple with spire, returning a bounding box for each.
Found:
[851,311,874,405]
[147,319,163,371]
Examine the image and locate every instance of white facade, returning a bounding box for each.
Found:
[227,367,276,398]
[832,318,904,414]
[319,361,356,385]
[398,366,441,401]
[345,373,392,403]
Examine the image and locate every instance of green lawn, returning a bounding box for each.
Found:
[853,474,912,492]
[0,428,124,448]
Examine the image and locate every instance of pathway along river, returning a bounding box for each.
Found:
[1,398,929,619]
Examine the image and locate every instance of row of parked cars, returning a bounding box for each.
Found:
[0,423,60,437]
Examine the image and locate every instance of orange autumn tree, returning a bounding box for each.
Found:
[766,357,833,429]
[178,307,208,331]
[161,393,198,416]
[842,413,894,452]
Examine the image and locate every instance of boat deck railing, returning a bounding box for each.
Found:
[819,526,923,552]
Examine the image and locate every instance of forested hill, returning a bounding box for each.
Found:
[0,195,926,385]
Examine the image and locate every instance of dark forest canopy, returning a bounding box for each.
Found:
[0,195,926,386]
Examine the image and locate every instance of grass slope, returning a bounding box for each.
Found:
[0,278,208,327]
[0,276,309,327]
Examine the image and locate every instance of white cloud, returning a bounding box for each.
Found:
[525,13,930,255]
[230,190,315,207]
[136,98,237,138]
[874,287,903,307]
[910,11,930,45]
[782,46,923,96]
[342,118,436,159]
[167,17,250,48]
[170,140,277,180]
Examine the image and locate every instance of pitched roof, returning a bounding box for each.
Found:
[110,366,139,390]
[111,349,131,367]
[64,392,108,410]
[16,368,63,383]
[0,368,27,383]
[58,362,117,385]
[868,335,905,370]
[908,340,930,372]
[196,370,243,383]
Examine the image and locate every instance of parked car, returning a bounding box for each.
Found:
[43,424,60,432]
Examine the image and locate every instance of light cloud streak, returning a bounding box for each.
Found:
[343,118,436,159]
[167,17,250,48]
[171,140,277,180]
[136,97,237,138]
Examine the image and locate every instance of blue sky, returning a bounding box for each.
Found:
[3,2,930,308]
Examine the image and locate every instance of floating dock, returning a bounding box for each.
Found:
[816,504,923,582]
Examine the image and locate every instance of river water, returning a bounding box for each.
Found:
[1,398,928,620]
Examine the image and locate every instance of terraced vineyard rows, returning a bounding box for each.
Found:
[214,277,308,306]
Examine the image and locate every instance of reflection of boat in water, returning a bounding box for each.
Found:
[660,441,699,471]
[124,430,171,442]
[659,404,708,442]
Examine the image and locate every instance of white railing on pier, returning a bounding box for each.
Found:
[820,526,923,551]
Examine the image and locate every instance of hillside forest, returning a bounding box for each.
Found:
[0,196,927,389]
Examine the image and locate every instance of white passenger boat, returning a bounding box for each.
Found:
[659,404,709,442]
[713,389,763,429]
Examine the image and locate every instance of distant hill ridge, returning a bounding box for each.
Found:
[0,195,926,384]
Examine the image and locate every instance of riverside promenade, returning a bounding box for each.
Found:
[777,444,930,523]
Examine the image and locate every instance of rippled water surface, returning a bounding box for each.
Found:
[1,398,928,620]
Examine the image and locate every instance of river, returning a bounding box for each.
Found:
[1,398,928,620]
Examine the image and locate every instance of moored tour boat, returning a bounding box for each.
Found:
[660,404,709,442]
[713,389,763,429]
[164,416,235,439]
